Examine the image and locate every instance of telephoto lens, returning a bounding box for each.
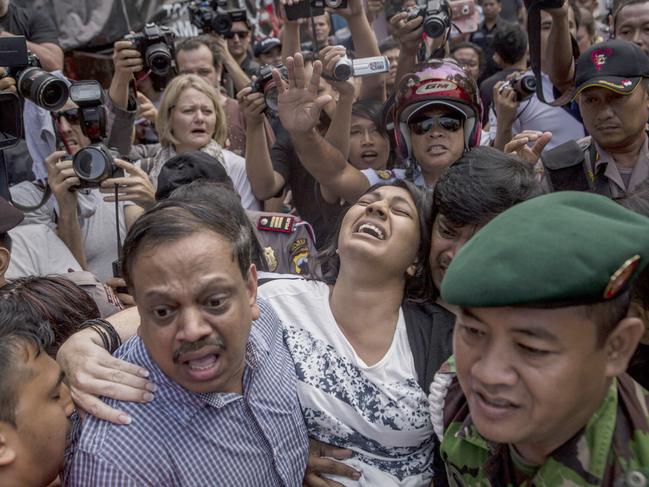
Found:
[16,66,69,111]
[146,43,173,76]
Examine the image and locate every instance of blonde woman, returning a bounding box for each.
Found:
[108,74,259,228]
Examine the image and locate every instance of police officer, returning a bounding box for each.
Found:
[507,39,649,197]
[429,191,649,484]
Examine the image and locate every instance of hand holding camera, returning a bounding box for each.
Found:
[99,159,156,210]
[406,0,452,39]
[0,68,16,94]
[493,80,521,127]
[320,46,356,97]
[123,24,176,78]
[112,39,144,82]
[249,64,288,117]
[45,150,79,210]
[237,86,267,125]
[390,11,424,54]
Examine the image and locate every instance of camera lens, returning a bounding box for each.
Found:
[212,13,232,36]
[17,67,69,111]
[333,58,353,81]
[520,75,537,94]
[73,146,111,184]
[263,81,279,112]
[146,44,172,76]
[423,16,449,39]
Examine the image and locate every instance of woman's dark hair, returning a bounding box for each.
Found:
[0,276,100,355]
[318,180,434,302]
[351,99,389,137]
[449,41,484,71]
[434,147,542,228]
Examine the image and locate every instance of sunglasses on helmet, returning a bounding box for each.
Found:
[54,108,81,125]
[410,113,464,135]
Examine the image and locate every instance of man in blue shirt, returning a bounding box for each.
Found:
[64,199,308,486]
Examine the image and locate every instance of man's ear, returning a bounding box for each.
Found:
[0,425,17,467]
[604,316,645,378]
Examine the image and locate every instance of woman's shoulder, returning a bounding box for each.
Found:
[258,276,328,301]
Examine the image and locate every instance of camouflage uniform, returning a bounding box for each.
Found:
[430,363,649,486]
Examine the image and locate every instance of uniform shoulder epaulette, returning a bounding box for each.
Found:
[257,215,295,234]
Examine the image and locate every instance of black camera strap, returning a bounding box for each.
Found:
[527,5,580,106]
[0,149,52,213]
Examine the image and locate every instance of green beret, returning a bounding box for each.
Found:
[441,191,649,307]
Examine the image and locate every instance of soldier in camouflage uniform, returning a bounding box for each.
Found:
[429,191,649,486]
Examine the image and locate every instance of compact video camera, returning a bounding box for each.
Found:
[124,23,176,77]
[189,0,247,36]
[0,36,68,111]
[332,55,390,81]
[406,0,452,39]
[69,81,122,189]
[250,64,288,116]
[500,73,537,101]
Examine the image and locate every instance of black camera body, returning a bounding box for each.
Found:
[124,23,176,77]
[250,64,288,115]
[0,35,69,111]
[502,73,537,101]
[189,0,247,36]
[407,0,452,39]
[280,0,325,21]
[69,81,123,189]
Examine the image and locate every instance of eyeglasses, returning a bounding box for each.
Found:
[223,30,249,39]
[54,108,80,125]
[409,114,463,134]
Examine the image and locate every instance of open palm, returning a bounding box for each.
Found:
[275,53,333,135]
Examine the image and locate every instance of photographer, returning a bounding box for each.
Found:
[216,17,257,94]
[489,1,585,150]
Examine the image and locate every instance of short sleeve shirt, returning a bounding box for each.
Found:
[0,4,59,45]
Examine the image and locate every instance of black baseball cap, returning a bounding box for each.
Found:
[574,39,649,98]
[0,196,23,235]
[155,151,233,201]
[254,37,281,57]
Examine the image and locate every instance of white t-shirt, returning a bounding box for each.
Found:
[258,279,435,487]
[220,149,260,211]
[6,223,82,279]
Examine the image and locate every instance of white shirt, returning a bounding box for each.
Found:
[258,278,435,487]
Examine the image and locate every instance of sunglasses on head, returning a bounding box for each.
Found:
[410,114,464,135]
[54,108,80,124]
[223,30,249,39]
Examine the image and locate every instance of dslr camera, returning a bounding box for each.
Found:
[500,73,537,101]
[188,0,247,36]
[69,81,122,189]
[277,0,325,21]
[124,23,176,77]
[0,36,68,111]
[407,0,452,39]
[250,64,288,115]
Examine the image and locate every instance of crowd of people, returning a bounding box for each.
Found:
[0,0,649,484]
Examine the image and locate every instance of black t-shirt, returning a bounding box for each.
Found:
[0,3,59,45]
[271,128,343,249]
[629,343,649,390]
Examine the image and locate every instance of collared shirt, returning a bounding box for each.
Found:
[64,299,308,487]
[592,136,649,198]
[430,365,649,486]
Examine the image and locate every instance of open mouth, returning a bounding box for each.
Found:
[191,128,207,135]
[356,222,385,240]
[178,347,222,381]
[361,150,378,161]
[427,144,448,155]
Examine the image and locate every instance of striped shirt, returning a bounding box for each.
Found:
[64,299,308,487]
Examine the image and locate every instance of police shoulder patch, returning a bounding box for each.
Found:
[257,215,295,234]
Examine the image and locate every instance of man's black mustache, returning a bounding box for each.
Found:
[173,336,225,363]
